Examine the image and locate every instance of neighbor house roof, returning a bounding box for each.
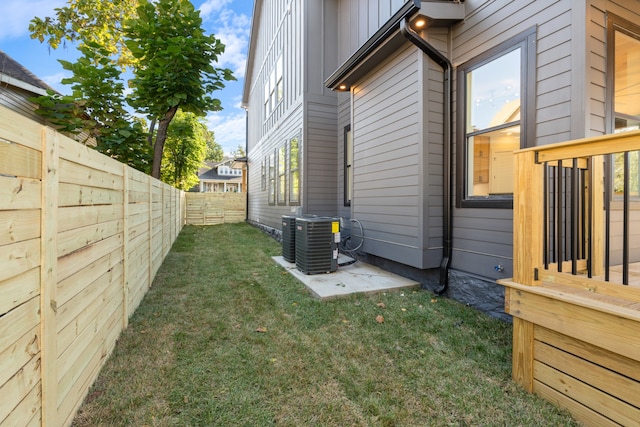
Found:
[0,50,55,95]
[198,168,242,182]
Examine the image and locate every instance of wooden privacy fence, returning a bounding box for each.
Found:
[185,192,246,225]
[0,105,185,427]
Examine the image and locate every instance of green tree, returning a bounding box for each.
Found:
[161,110,208,190]
[31,43,151,172]
[29,0,139,66]
[205,129,224,162]
[125,0,235,179]
[231,144,246,159]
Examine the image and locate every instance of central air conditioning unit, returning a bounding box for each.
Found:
[295,217,340,274]
[281,215,297,263]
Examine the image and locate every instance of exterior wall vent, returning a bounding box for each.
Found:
[295,217,340,274]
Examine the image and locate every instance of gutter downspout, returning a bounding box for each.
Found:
[400,18,453,295]
[244,109,249,220]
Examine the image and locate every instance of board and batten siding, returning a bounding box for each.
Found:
[305,94,338,217]
[449,0,574,281]
[245,0,305,230]
[337,0,407,65]
[246,0,341,231]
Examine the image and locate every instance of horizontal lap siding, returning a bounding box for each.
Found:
[450,0,572,281]
[353,44,424,267]
[424,30,447,262]
[336,93,351,218]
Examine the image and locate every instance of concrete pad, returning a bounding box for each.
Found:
[273,255,421,300]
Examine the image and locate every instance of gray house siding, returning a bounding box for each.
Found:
[245,0,339,232]
[336,92,351,219]
[245,0,305,231]
[351,40,442,269]
[305,94,338,217]
[448,0,574,283]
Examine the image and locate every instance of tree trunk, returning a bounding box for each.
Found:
[151,106,179,179]
[147,118,156,146]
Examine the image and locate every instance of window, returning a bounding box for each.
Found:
[289,134,300,204]
[264,54,284,118]
[457,28,536,208]
[608,16,640,197]
[261,158,266,191]
[277,145,286,204]
[344,126,353,206]
[268,152,275,205]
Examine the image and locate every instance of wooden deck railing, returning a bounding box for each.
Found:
[500,130,640,426]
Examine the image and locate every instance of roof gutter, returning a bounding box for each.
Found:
[400,18,453,295]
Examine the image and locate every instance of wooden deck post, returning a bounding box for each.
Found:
[511,317,534,392]
[513,150,543,286]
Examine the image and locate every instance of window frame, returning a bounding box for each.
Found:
[264,53,284,120]
[344,125,352,207]
[277,144,287,205]
[456,27,536,209]
[288,133,301,205]
[268,151,275,205]
[606,14,640,202]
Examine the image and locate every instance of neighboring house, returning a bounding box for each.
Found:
[195,158,245,193]
[0,50,54,122]
[0,50,95,145]
[242,0,640,320]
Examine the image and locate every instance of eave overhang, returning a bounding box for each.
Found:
[325,0,465,92]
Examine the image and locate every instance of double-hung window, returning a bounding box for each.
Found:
[264,54,283,118]
[457,28,536,208]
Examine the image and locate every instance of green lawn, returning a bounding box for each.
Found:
[72,223,578,426]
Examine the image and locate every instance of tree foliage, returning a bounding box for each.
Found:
[125,0,235,178]
[231,144,246,159]
[205,130,224,162]
[29,0,139,66]
[31,43,151,172]
[161,110,209,190]
[29,0,234,184]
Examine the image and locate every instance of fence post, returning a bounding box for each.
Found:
[40,127,59,426]
[148,175,153,288]
[122,165,129,328]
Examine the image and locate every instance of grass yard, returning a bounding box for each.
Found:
[72,223,578,426]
